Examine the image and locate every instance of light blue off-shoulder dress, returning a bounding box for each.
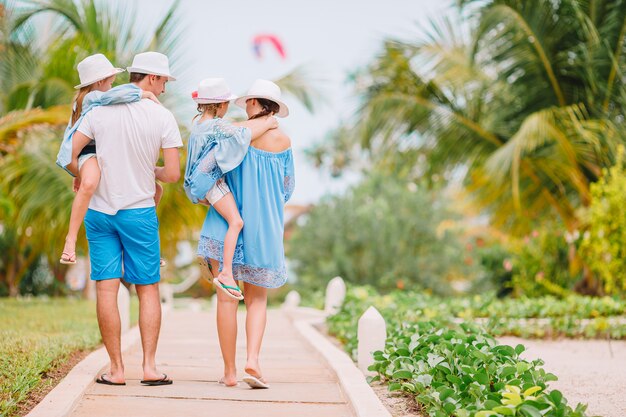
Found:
[198,146,295,288]
[56,83,142,176]
[183,118,251,204]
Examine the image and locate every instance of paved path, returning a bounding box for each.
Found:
[69,308,355,417]
[499,337,626,417]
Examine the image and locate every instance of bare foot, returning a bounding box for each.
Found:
[143,367,167,382]
[218,375,238,387]
[244,363,264,380]
[100,370,125,384]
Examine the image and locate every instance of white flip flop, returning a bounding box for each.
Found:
[243,375,269,389]
[212,278,244,301]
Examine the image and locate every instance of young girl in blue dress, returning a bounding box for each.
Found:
[184,78,278,300]
[198,79,294,388]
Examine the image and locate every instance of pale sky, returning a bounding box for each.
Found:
[120,0,454,204]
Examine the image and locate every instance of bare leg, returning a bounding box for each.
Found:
[243,282,267,381]
[211,193,243,297]
[96,279,125,383]
[211,258,239,386]
[61,157,100,262]
[135,283,164,380]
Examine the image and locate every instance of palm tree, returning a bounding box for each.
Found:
[315,0,626,292]
[329,1,626,228]
[0,0,191,295]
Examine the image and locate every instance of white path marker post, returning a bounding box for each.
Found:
[324,276,346,315]
[282,290,301,309]
[358,306,386,375]
[117,285,131,332]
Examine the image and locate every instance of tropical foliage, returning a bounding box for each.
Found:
[309,0,626,294]
[287,173,477,295]
[0,0,202,295]
[579,146,626,294]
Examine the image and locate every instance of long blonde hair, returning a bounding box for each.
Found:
[71,75,116,125]
[71,85,96,125]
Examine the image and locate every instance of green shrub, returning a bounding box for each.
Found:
[327,286,595,417]
[580,147,626,295]
[509,228,579,297]
[287,174,477,295]
[472,242,514,297]
[370,323,587,417]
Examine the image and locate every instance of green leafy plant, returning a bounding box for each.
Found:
[508,228,579,297]
[328,286,594,417]
[580,146,626,295]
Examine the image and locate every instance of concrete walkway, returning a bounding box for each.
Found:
[69,308,355,417]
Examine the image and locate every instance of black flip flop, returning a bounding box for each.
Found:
[95,373,126,386]
[140,373,173,386]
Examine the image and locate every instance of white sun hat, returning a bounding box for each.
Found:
[126,51,176,81]
[235,79,289,117]
[192,78,238,104]
[74,54,124,89]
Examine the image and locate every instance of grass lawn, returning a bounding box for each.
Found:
[0,296,139,417]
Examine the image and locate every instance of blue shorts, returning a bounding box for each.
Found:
[84,207,160,285]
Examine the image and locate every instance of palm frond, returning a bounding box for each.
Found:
[274,65,324,113]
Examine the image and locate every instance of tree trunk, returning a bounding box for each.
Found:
[6,261,18,297]
[574,265,602,296]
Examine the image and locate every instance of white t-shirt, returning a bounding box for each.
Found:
[78,99,183,215]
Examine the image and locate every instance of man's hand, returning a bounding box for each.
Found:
[154,148,180,183]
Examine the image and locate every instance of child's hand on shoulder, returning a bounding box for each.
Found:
[266,116,279,130]
[141,91,161,105]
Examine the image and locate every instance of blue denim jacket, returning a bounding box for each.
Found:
[55,83,142,176]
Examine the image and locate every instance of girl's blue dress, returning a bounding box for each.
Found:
[56,84,142,175]
[183,118,252,204]
[198,146,295,288]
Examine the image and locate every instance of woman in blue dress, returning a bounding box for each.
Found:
[198,79,294,388]
[184,78,277,300]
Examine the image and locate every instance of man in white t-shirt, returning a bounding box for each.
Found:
[70,52,182,386]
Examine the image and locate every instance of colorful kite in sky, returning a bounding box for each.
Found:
[252,34,286,60]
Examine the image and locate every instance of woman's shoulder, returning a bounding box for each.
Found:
[252,129,291,153]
